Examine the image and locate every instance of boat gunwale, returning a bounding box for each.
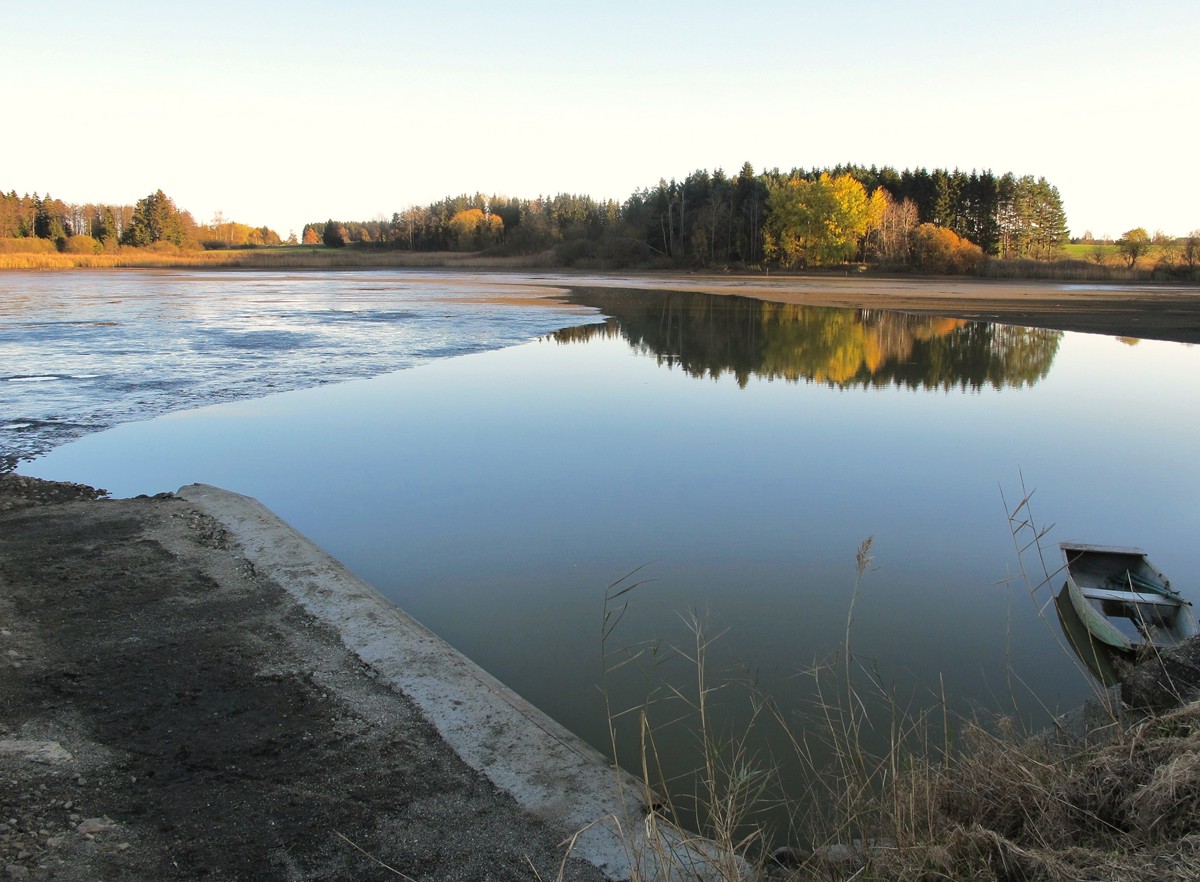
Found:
[1064,578,1137,651]
[1059,541,1148,558]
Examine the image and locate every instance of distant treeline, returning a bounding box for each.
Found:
[0,189,285,253]
[304,163,1075,272]
[8,169,1193,276]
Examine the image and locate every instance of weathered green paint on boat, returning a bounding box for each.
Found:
[1056,542,1197,685]
[1054,583,1127,686]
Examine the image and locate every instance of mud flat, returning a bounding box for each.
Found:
[547,273,1200,344]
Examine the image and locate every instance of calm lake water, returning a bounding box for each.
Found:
[8,270,1200,825]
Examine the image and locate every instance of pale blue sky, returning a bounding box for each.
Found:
[6,1,1198,239]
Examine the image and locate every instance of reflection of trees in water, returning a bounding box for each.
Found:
[555,288,1061,390]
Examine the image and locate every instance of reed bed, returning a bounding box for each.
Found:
[0,247,543,271]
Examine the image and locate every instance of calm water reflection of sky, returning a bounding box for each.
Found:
[27,308,1200,776]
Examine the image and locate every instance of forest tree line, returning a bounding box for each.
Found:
[304,164,1081,272]
[0,189,285,253]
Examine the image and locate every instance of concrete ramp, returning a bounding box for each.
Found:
[180,483,746,882]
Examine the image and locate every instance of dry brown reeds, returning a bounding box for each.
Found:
[0,247,504,271]
[846,699,1200,882]
[0,240,565,271]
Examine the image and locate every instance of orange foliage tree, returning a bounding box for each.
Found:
[911,224,984,274]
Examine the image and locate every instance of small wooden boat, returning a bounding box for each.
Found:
[1055,542,1196,684]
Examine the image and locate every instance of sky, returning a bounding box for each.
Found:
[5,1,1199,240]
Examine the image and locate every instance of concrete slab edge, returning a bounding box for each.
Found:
[179,484,745,882]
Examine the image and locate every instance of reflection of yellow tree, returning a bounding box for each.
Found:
[916,317,969,339]
[758,304,874,383]
[555,288,1060,390]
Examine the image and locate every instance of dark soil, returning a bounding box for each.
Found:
[1120,635,1200,713]
[0,474,605,882]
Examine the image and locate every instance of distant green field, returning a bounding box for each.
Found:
[1062,242,1118,259]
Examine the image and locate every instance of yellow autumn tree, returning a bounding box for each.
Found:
[447,208,504,251]
[764,173,879,267]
